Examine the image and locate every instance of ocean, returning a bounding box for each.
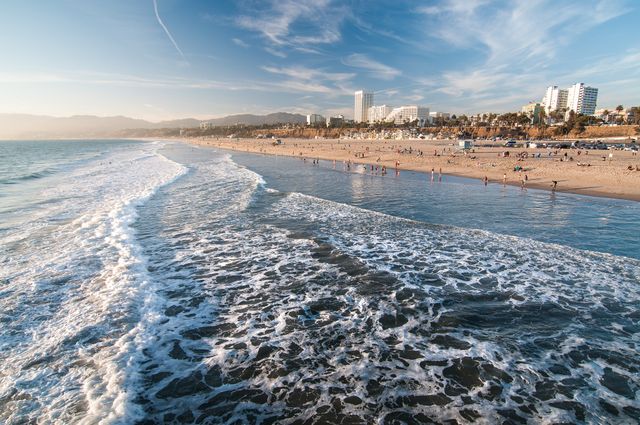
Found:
[0,139,638,424]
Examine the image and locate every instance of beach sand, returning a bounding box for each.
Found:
[187,137,640,201]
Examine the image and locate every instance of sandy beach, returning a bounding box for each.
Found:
[187,137,640,201]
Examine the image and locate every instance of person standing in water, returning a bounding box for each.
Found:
[551,180,558,191]
[483,176,488,186]
[438,168,442,182]
[431,168,435,182]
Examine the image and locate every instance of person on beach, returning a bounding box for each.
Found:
[521,179,526,190]
[438,168,442,182]
[551,181,558,191]
[431,168,435,182]
[483,176,488,186]
[503,173,507,185]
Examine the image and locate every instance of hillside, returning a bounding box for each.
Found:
[0,112,306,139]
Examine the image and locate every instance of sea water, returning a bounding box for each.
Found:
[0,140,638,424]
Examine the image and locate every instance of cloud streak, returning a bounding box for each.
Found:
[232,38,249,48]
[153,0,186,60]
[414,0,632,112]
[342,54,401,80]
[235,0,349,52]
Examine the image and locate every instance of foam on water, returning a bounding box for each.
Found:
[2,143,638,424]
[0,142,187,424]
[118,148,639,424]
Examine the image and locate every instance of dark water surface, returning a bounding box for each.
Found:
[0,140,638,424]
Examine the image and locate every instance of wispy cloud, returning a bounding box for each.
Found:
[261,65,355,95]
[232,38,249,48]
[415,0,632,111]
[235,0,349,51]
[153,0,186,61]
[342,53,401,80]
[420,0,629,64]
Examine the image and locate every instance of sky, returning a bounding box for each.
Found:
[0,0,639,121]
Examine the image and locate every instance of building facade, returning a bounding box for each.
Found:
[367,105,392,123]
[521,102,542,124]
[541,86,568,113]
[306,114,325,125]
[429,111,450,123]
[354,90,374,123]
[385,106,430,125]
[566,83,598,115]
[326,115,345,127]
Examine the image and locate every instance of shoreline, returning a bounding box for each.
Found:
[179,137,640,202]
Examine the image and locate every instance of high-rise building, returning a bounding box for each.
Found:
[566,83,598,115]
[385,106,430,126]
[367,105,392,123]
[306,114,325,125]
[354,90,374,123]
[541,86,568,113]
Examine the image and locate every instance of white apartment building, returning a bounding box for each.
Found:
[354,90,374,123]
[367,105,392,123]
[326,114,345,127]
[306,114,325,125]
[385,106,430,125]
[541,86,568,113]
[566,83,598,115]
[429,111,450,122]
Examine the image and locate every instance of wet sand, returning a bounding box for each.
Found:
[187,137,640,201]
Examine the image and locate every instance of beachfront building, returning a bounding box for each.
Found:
[354,90,374,123]
[595,107,635,124]
[385,106,430,126]
[429,111,450,124]
[541,86,568,113]
[326,115,345,127]
[521,102,542,124]
[566,83,598,115]
[306,114,325,125]
[200,121,214,130]
[368,105,393,123]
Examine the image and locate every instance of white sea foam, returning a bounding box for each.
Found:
[0,142,186,424]
[3,145,638,424]
[117,150,639,424]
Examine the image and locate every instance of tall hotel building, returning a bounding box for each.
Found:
[566,83,598,115]
[354,90,374,123]
[541,86,568,113]
[368,105,392,123]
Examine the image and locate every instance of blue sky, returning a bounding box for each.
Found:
[1,0,638,120]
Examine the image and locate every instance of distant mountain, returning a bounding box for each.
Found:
[0,112,306,139]
[202,112,306,126]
